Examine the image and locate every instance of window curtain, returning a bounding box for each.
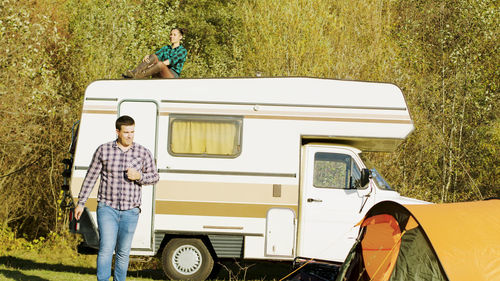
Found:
[171,120,238,155]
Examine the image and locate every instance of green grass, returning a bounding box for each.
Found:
[0,253,97,281]
[0,255,166,280]
[0,246,293,280]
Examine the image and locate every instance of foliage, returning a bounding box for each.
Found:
[1,226,72,254]
[384,0,500,202]
[63,0,242,86]
[0,0,74,239]
[63,0,177,94]
[235,0,399,80]
[170,0,243,77]
[0,0,498,241]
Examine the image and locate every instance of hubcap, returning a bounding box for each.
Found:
[172,244,203,275]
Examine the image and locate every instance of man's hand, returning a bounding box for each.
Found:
[126,168,141,181]
[74,205,84,220]
[143,55,150,63]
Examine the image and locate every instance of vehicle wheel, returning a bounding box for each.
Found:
[162,238,214,280]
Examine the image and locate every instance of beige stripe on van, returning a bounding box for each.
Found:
[156,180,298,204]
[76,197,98,211]
[159,108,412,124]
[71,178,298,212]
[82,109,118,115]
[156,200,297,218]
[82,105,118,115]
[71,178,98,198]
[244,115,412,124]
[73,198,297,218]
[81,104,411,123]
[71,178,298,205]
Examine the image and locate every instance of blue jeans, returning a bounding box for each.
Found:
[96,202,139,281]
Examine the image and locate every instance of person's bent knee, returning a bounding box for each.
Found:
[149,54,159,63]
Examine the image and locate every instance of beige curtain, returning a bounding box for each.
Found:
[171,119,238,155]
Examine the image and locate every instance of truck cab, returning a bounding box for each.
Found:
[296,143,426,261]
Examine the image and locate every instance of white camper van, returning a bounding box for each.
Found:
[66,77,426,280]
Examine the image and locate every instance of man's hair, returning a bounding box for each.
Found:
[116,115,135,130]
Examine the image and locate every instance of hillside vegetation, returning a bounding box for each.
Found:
[0,0,498,239]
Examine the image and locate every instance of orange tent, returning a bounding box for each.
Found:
[336,199,500,281]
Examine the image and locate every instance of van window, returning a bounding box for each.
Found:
[168,115,242,157]
[350,160,363,189]
[313,152,361,189]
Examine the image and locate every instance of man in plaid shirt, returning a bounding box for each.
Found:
[74,115,159,281]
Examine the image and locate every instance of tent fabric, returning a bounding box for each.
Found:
[361,214,402,281]
[336,199,500,281]
[337,239,370,281]
[388,227,446,281]
[405,216,418,231]
[362,201,412,232]
[405,200,500,281]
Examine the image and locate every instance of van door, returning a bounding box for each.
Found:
[297,145,367,262]
[265,208,295,257]
[119,100,158,251]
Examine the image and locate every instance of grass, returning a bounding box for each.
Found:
[0,253,96,281]
[0,253,293,280]
[0,235,293,281]
[0,254,165,280]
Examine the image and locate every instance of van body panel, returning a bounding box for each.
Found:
[69,77,422,261]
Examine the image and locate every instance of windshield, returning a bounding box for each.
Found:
[370,169,393,190]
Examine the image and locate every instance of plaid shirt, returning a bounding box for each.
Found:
[77,140,159,210]
[155,44,187,75]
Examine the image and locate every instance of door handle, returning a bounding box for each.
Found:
[307,198,323,203]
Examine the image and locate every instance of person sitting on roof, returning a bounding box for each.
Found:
[123,27,187,79]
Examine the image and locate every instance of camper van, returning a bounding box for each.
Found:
[66,77,426,280]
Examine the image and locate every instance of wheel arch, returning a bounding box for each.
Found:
[155,233,218,260]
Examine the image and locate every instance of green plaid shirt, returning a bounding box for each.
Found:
[155,45,187,76]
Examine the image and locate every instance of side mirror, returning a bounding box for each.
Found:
[360,168,371,187]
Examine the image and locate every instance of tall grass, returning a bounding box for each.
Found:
[236,0,398,81]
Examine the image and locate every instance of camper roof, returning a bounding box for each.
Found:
[84,77,414,152]
[86,77,409,110]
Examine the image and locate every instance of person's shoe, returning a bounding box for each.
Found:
[122,69,134,79]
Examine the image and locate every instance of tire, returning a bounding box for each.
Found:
[161,238,214,280]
